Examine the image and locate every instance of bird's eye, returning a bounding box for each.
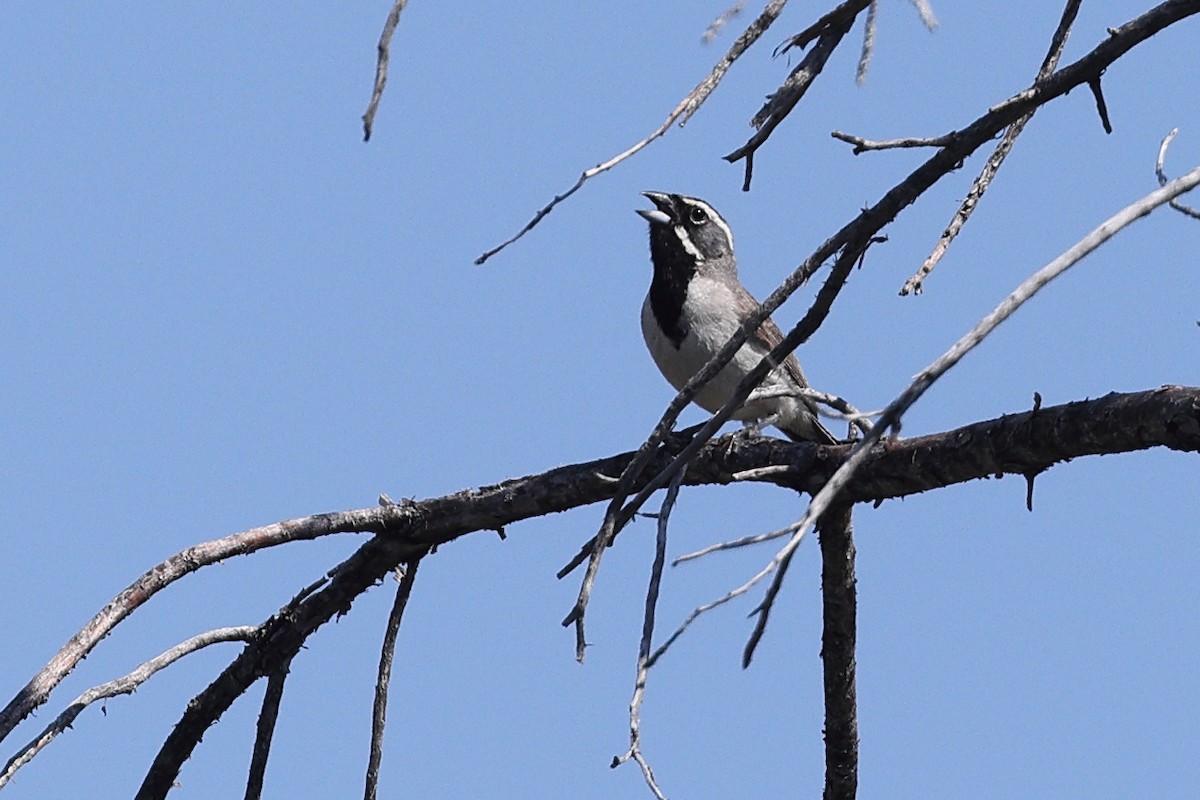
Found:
[689,206,708,225]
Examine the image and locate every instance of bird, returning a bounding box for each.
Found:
[636,191,836,445]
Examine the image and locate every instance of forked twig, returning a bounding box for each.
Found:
[728,12,862,187]
[0,627,257,790]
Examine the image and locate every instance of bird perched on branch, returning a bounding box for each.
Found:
[637,191,835,445]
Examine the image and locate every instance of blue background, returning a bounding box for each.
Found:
[2,2,1197,798]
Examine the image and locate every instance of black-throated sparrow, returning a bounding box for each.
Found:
[637,191,836,445]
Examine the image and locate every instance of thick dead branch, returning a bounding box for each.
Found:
[816,506,857,800]
[732,13,861,188]
[3,385,1197,767]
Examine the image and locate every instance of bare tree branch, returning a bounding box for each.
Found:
[0,627,256,790]
[0,385,1190,792]
[364,560,421,800]
[567,1,1200,609]
[475,0,790,265]
[0,512,386,744]
[831,130,956,153]
[907,0,939,31]
[777,0,873,54]
[901,0,1084,295]
[730,13,862,188]
[856,0,878,86]
[362,0,409,142]
[1156,128,1200,218]
[6,393,1197,763]
[134,549,428,800]
[740,163,1200,663]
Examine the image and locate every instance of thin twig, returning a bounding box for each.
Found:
[244,655,293,800]
[1156,129,1200,219]
[1087,77,1114,133]
[703,0,747,43]
[475,0,789,265]
[777,0,873,54]
[856,1,878,86]
[902,0,1083,295]
[748,386,875,432]
[365,560,421,800]
[362,0,409,142]
[908,0,939,30]
[0,627,256,790]
[611,470,682,800]
[831,130,956,153]
[672,516,806,565]
[646,532,806,669]
[557,3,1200,644]
[740,163,1200,664]
[730,12,862,186]
[134,544,429,800]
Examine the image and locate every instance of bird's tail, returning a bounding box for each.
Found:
[781,409,838,445]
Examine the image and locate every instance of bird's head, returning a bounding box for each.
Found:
[637,191,736,268]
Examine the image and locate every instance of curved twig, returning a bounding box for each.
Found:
[1156,129,1200,219]
[0,627,256,790]
[475,0,790,265]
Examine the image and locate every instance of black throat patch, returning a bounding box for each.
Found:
[647,227,695,348]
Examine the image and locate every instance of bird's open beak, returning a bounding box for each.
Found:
[637,191,674,225]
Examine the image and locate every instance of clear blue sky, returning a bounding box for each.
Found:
[2,2,1198,798]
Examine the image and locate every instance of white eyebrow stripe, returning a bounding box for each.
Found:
[674,225,703,260]
[681,197,735,252]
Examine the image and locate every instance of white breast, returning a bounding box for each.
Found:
[640,276,783,420]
